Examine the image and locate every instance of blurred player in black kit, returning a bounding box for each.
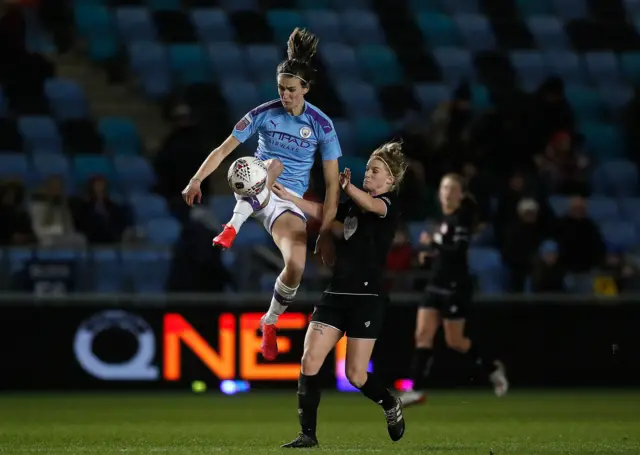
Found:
[272,142,408,448]
[399,173,509,407]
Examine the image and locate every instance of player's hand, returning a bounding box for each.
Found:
[271,182,291,201]
[182,179,202,206]
[315,230,335,267]
[339,168,351,190]
[419,231,432,245]
[433,232,443,244]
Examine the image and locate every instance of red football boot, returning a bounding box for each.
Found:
[212,225,237,250]
[260,315,279,361]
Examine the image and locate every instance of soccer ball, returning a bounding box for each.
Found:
[227,157,268,196]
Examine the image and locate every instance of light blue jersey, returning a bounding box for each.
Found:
[232,100,342,196]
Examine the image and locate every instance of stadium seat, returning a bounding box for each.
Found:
[245,44,281,82]
[432,47,476,82]
[581,122,625,160]
[220,80,261,120]
[168,44,210,87]
[416,12,461,46]
[303,11,343,43]
[340,10,386,45]
[115,7,157,43]
[7,248,33,274]
[332,119,355,155]
[319,43,361,82]
[190,9,234,43]
[128,41,170,84]
[145,217,181,246]
[543,51,586,84]
[32,153,71,186]
[355,45,403,86]
[549,195,619,221]
[74,5,113,41]
[73,155,116,185]
[339,156,367,188]
[121,249,172,293]
[408,0,443,13]
[266,10,306,44]
[98,117,140,155]
[599,86,633,116]
[516,0,554,15]
[619,198,640,224]
[207,43,248,82]
[335,82,382,119]
[526,16,570,49]
[592,160,638,197]
[232,219,270,246]
[551,0,588,21]
[113,155,156,194]
[17,116,62,154]
[353,117,393,152]
[210,195,237,222]
[510,51,547,88]
[257,80,278,101]
[564,273,594,294]
[471,84,492,109]
[129,193,170,223]
[599,221,637,250]
[453,14,496,52]
[0,153,30,181]
[219,0,259,12]
[414,83,451,111]
[620,52,640,84]
[468,247,505,293]
[44,79,88,121]
[91,248,123,293]
[583,52,620,86]
[564,85,602,121]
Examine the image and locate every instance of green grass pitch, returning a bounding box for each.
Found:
[0,390,639,454]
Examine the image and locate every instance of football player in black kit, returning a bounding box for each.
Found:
[398,173,509,407]
[271,142,407,449]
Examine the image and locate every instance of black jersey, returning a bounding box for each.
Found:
[326,192,400,295]
[428,198,476,289]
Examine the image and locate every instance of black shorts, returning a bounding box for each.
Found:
[420,285,472,320]
[311,293,386,339]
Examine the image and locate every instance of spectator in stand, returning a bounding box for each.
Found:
[527,77,575,151]
[0,180,34,246]
[531,240,566,293]
[534,131,590,196]
[555,196,605,273]
[71,176,131,244]
[28,175,84,247]
[385,225,413,291]
[502,198,549,292]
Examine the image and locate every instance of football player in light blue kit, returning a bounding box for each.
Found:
[182,28,342,361]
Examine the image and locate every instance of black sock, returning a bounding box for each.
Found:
[297,373,321,439]
[466,343,497,377]
[410,347,434,391]
[358,373,396,410]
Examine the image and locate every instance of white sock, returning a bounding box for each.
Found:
[228,188,269,232]
[264,277,298,325]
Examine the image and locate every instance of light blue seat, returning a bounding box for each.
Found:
[17,116,62,154]
[543,50,586,84]
[73,5,118,61]
[98,117,140,155]
[336,81,382,118]
[453,14,496,52]
[433,47,475,82]
[414,83,450,111]
[44,79,89,121]
[190,8,234,43]
[600,221,637,249]
[565,85,602,121]
[0,153,30,180]
[549,195,619,221]
[319,43,361,82]
[340,10,386,45]
[471,84,492,109]
[516,0,554,15]
[551,0,588,21]
[91,248,123,293]
[210,195,237,220]
[168,44,210,86]
[115,7,157,43]
[303,10,343,43]
[408,0,443,13]
[332,119,355,155]
[619,198,640,225]
[581,122,625,160]
[583,52,620,86]
[220,81,260,120]
[208,43,247,82]
[129,193,170,223]
[353,117,393,152]
[468,247,505,293]
[122,249,172,293]
[245,45,281,82]
[266,10,306,44]
[620,52,640,84]
[128,42,170,97]
[510,51,547,88]
[233,219,270,246]
[416,12,461,46]
[145,217,181,246]
[355,45,403,86]
[7,248,33,274]
[32,153,71,182]
[72,155,116,185]
[526,15,569,49]
[598,85,632,115]
[592,160,638,197]
[113,155,156,193]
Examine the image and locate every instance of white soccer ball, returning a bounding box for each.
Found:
[227,156,268,196]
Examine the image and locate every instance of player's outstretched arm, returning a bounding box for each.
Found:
[182,135,240,206]
[340,168,388,217]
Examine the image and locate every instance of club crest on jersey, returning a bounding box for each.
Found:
[235,116,251,132]
[440,223,448,234]
[344,216,358,240]
[299,126,312,139]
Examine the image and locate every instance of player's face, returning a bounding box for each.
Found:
[439,177,463,210]
[364,159,394,194]
[277,75,308,113]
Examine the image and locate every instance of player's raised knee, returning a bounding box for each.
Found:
[444,333,466,352]
[346,366,368,388]
[300,350,323,376]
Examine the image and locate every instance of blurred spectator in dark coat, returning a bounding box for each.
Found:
[0,180,34,246]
